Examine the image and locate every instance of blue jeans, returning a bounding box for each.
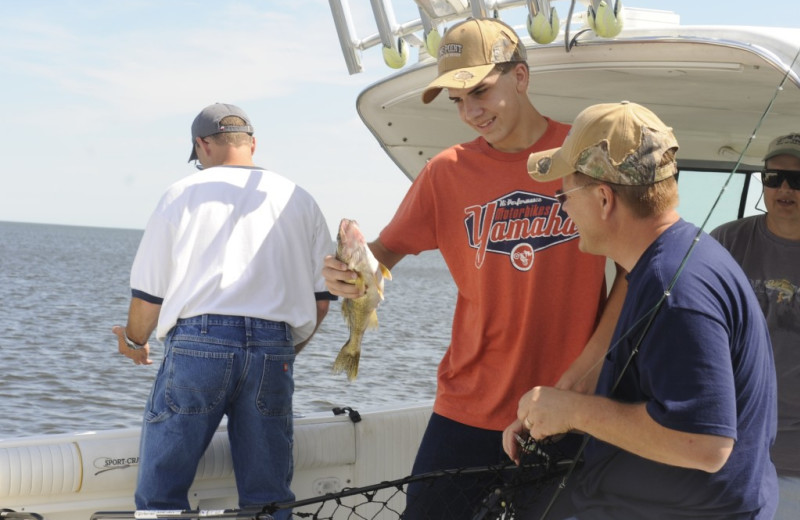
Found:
[134,315,295,518]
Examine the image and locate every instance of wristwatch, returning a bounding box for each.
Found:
[124,332,146,350]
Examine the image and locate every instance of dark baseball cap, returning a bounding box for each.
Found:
[188,103,254,162]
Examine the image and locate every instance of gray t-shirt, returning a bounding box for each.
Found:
[711,214,800,477]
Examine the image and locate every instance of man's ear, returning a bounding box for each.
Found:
[195,136,211,157]
[597,183,616,220]
[514,63,529,93]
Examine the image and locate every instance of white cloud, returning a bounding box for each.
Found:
[0,0,409,237]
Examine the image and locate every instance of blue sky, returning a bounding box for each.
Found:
[0,0,794,239]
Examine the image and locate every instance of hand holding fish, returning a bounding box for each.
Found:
[322,255,367,298]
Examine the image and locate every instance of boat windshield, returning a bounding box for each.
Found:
[677,170,765,230]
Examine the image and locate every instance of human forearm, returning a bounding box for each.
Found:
[517,386,733,473]
[295,300,330,354]
[368,238,405,271]
[125,297,161,344]
[557,264,628,392]
[112,296,161,366]
[572,396,733,472]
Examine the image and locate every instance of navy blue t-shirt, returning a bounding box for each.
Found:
[570,219,778,519]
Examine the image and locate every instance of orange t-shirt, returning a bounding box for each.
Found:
[380,118,607,430]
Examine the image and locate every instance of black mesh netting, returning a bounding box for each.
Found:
[90,437,578,520]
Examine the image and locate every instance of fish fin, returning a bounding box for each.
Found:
[366,309,379,330]
[379,263,392,280]
[340,299,355,325]
[332,339,361,381]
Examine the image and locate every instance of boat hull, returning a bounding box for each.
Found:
[0,402,432,520]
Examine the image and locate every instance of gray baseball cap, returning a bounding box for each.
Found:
[764,133,800,162]
[188,103,254,162]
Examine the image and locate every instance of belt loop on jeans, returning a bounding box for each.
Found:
[201,314,208,334]
[244,316,252,337]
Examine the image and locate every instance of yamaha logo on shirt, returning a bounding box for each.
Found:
[464,190,578,271]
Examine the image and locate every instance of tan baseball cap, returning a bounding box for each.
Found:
[421,18,527,104]
[527,101,679,185]
[764,133,800,162]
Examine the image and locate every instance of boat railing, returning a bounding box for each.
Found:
[328,0,678,74]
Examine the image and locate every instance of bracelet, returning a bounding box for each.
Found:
[124,331,145,350]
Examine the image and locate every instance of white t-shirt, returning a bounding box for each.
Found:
[130,165,332,345]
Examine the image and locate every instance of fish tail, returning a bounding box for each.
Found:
[332,339,361,381]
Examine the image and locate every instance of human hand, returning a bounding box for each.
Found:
[112,325,152,365]
[322,255,364,298]
[517,386,577,441]
[502,418,526,465]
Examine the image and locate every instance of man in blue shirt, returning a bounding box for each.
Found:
[505,101,778,518]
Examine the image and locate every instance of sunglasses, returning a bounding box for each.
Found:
[762,169,800,190]
[554,183,595,204]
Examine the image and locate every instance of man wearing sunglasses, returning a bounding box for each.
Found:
[711,133,800,519]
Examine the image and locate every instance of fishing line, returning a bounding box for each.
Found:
[537,42,800,520]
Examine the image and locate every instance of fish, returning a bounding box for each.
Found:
[333,218,392,381]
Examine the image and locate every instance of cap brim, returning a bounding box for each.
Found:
[527,147,573,182]
[764,147,800,162]
[421,64,497,104]
[188,146,198,162]
[422,86,444,105]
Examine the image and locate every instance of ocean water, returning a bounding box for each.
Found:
[0,221,455,439]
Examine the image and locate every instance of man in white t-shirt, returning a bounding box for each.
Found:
[112,103,334,516]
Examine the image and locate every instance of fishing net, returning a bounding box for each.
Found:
[90,437,576,520]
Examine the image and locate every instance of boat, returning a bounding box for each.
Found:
[0,402,432,520]
[3,1,799,518]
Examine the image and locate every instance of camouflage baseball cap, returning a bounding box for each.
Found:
[421,18,527,104]
[527,101,679,185]
[764,133,800,162]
